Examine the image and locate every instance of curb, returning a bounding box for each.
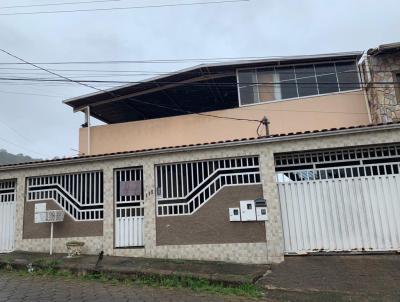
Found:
[0,259,262,286]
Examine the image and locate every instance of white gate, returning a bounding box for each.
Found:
[114,167,144,247]
[276,145,400,254]
[0,180,16,253]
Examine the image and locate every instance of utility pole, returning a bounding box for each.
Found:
[261,116,270,136]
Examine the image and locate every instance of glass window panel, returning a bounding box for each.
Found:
[335,61,357,72]
[297,76,318,97]
[238,70,259,105]
[315,63,335,75]
[239,85,259,105]
[237,70,256,85]
[280,80,298,99]
[276,66,295,81]
[338,71,360,91]
[257,68,279,102]
[317,74,339,94]
[295,65,315,79]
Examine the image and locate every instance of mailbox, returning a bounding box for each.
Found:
[240,200,256,221]
[34,203,47,223]
[229,207,241,221]
[255,198,268,221]
[256,207,268,221]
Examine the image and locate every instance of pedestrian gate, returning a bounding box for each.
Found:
[276,144,400,254]
[0,180,16,253]
[114,167,144,247]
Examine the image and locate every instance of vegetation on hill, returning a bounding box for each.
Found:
[0,149,41,165]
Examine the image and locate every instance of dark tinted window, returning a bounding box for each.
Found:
[276,66,295,81]
[336,61,357,72]
[295,65,315,78]
[238,70,259,105]
[315,63,335,75]
[238,70,256,84]
[317,74,339,94]
[281,80,298,99]
[297,77,318,97]
[338,71,360,91]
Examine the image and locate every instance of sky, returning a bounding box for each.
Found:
[0,0,399,159]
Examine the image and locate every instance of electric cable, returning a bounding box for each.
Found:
[0,48,262,123]
[0,0,249,16]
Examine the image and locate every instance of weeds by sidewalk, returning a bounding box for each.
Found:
[0,262,264,299]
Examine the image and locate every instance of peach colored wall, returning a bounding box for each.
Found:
[79,91,370,155]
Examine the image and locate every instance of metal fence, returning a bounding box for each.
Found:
[0,179,16,252]
[155,156,261,216]
[114,167,144,247]
[27,171,103,221]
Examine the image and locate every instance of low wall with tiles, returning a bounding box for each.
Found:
[17,236,103,255]
[1,126,400,264]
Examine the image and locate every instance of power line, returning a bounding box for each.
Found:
[0,48,261,123]
[0,0,249,16]
[0,0,138,10]
[0,76,396,87]
[0,55,347,64]
[0,89,64,98]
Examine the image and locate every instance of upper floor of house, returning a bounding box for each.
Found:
[64,42,400,155]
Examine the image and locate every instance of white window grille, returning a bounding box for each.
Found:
[26,171,103,221]
[155,156,261,216]
[114,167,144,247]
[275,144,400,182]
[0,179,16,203]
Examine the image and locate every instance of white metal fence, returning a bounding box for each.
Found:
[276,144,400,254]
[155,156,261,216]
[0,179,16,253]
[114,167,144,247]
[27,171,103,221]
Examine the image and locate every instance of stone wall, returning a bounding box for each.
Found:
[366,51,400,123]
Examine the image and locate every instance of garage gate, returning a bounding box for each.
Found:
[276,144,400,254]
[0,179,16,253]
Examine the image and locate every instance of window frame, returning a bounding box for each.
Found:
[236,59,362,107]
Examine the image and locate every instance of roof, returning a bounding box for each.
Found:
[63,51,362,124]
[367,42,400,55]
[1,121,398,171]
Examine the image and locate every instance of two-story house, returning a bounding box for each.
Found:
[65,51,371,155]
[0,43,399,264]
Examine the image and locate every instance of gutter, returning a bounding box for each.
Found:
[0,123,400,172]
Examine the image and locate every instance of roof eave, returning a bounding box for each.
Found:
[63,51,363,109]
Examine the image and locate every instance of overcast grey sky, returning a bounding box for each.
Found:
[0,0,399,159]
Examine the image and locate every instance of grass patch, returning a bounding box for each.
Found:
[0,267,263,299]
[134,275,262,298]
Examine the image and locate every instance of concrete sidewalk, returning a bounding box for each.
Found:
[258,254,400,302]
[0,251,269,285]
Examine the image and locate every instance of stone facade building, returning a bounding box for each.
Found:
[364,43,400,123]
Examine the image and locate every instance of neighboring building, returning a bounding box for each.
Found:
[360,42,400,123]
[1,43,400,264]
[65,52,371,155]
